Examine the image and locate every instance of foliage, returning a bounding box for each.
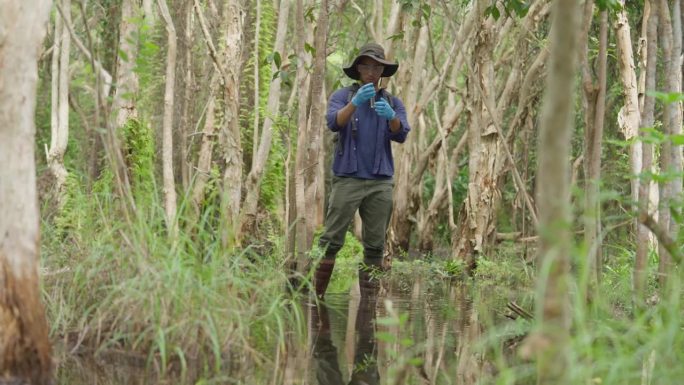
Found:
[43,181,306,378]
[123,118,157,206]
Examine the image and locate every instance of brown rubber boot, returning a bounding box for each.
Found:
[358,261,382,299]
[314,259,335,299]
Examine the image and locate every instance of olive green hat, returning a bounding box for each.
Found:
[343,42,399,80]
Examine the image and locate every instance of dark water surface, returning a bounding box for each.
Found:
[57,282,503,384]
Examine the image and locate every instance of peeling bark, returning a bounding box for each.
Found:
[635,0,658,299]
[0,1,53,382]
[532,0,580,382]
[158,0,179,236]
[48,0,71,208]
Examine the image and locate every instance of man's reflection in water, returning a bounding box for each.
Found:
[311,265,380,385]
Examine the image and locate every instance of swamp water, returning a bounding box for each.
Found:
[56,281,522,384]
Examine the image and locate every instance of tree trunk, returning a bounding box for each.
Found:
[294,0,313,270]
[452,6,503,272]
[158,0,179,236]
[305,0,329,237]
[112,0,140,130]
[657,0,682,288]
[532,0,579,382]
[191,73,219,212]
[239,0,291,237]
[0,1,53,383]
[387,8,430,257]
[48,0,71,207]
[635,0,658,300]
[581,6,608,291]
[178,0,195,192]
[219,0,244,243]
[615,0,643,213]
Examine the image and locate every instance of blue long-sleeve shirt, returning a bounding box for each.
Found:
[326,86,410,179]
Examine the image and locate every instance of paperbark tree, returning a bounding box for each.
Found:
[305,0,329,237]
[292,0,329,268]
[48,0,71,208]
[452,4,502,272]
[657,0,682,288]
[635,0,658,300]
[580,4,608,290]
[387,4,430,256]
[239,0,291,237]
[615,0,643,213]
[112,0,140,130]
[218,0,244,240]
[531,0,579,382]
[191,73,219,211]
[0,1,53,383]
[193,0,244,245]
[157,0,179,236]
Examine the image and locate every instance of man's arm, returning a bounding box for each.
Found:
[336,101,356,127]
[388,116,401,133]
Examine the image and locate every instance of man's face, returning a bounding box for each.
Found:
[356,57,384,85]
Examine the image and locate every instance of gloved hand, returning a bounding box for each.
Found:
[351,83,377,107]
[374,99,396,120]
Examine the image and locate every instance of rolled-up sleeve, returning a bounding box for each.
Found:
[326,89,349,132]
[388,96,410,143]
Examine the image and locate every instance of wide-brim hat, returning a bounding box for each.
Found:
[343,42,399,80]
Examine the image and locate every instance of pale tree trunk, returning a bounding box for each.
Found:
[452,5,504,272]
[112,0,140,130]
[179,0,194,192]
[383,1,403,60]
[657,0,682,288]
[193,0,244,244]
[191,73,219,212]
[387,6,430,256]
[580,5,608,291]
[143,0,156,24]
[635,0,658,300]
[239,0,291,237]
[305,0,329,235]
[615,0,643,211]
[294,0,313,269]
[251,0,261,169]
[0,1,53,383]
[218,0,244,243]
[112,0,143,201]
[530,0,579,382]
[58,1,138,221]
[48,0,71,207]
[158,0,178,236]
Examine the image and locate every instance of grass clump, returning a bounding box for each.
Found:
[42,182,306,378]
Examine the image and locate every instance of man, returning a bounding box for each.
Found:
[313,42,410,299]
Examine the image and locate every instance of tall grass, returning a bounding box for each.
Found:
[41,173,308,379]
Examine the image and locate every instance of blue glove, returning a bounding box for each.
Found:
[374,99,396,120]
[351,83,377,106]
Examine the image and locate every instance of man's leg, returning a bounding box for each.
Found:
[315,177,364,298]
[358,179,394,296]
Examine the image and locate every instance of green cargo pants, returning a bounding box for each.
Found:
[318,176,394,262]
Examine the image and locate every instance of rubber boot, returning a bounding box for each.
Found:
[314,259,335,299]
[358,260,382,299]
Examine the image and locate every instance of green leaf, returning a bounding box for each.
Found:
[671,134,684,145]
[386,32,405,41]
[648,90,684,104]
[273,51,281,69]
[376,316,400,326]
[486,5,501,20]
[376,331,397,343]
[305,43,316,57]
